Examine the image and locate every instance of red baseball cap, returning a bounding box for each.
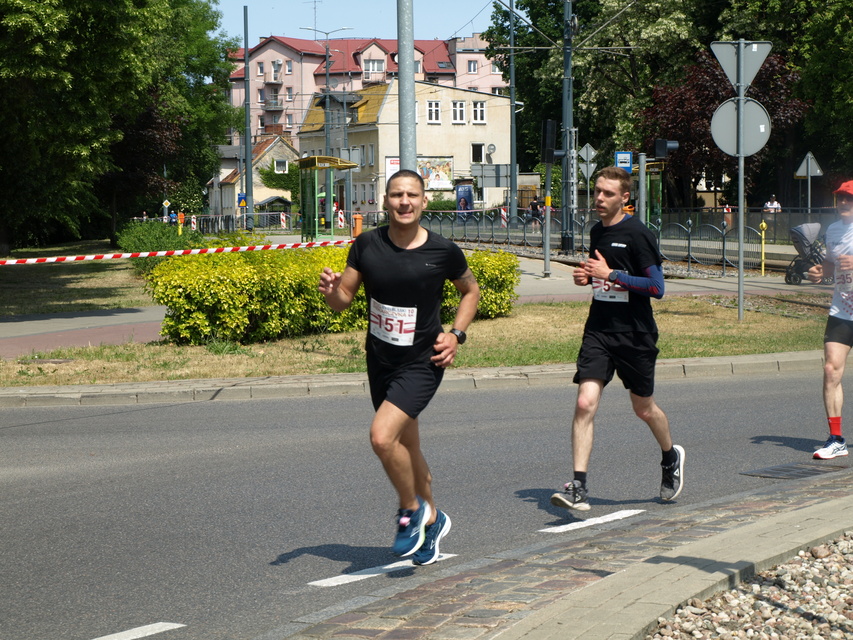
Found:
[834,180,853,197]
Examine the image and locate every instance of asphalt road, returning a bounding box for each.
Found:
[0,370,830,640]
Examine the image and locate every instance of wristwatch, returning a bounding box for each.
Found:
[607,270,618,283]
[449,328,467,344]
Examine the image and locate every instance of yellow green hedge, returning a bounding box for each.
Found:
[148,246,519,345]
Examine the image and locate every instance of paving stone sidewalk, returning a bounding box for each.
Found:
[258,466,852,640]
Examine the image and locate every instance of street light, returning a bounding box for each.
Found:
[301,26,352,224]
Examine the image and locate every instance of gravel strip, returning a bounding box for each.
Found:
[645,532,853,640]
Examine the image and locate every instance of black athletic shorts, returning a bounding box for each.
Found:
[572,330,659,397]
[366,352,445,418]
[824,316,853,347]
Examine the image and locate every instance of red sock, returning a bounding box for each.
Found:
[828,416,842,438]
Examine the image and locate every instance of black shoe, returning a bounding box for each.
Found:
[550,480,590,511]
[660,444,685,501]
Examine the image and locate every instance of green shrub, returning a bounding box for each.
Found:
[147,244,518,345]
[442,250,520,322]
[117,221,206,276]
[426,198,457,212]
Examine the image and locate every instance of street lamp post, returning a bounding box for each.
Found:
[301,26,352,226]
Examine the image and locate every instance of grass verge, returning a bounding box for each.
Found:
[0,294,828,388]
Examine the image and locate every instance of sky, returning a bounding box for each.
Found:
[214,0,500,46]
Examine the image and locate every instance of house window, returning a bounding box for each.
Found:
[286,87,293,101]
[257,88,265,104]
[492,87,505,95]
[368,143,375,165]
[363,58,385,80]
[471,143,484,164]
[492,62,501,74]
[285,60,293,74]
[427,100,441,123]
[257,61,264,75]
[472,101,485,123]
[467,60,477,73]
[285,114,293,128]
[360,145,366,166]
[413,60,421,73]
[469,87,478,93]
[452,101,465,123]
[275,160,289,173]
[258,114,266,129]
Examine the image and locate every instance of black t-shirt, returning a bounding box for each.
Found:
[586,215,662,333]
[347,226,469,367]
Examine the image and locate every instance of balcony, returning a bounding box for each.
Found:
[262,99,284,111]
[264,71,282,84]
[362,71,387,85]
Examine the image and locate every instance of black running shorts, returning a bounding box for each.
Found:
[824,316,853,347]
[572,330,659,397]
[366,353,445,418]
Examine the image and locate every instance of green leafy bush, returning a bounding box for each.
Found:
[117,221,207,276]
[148,245,518,345]
[442,250,520,322]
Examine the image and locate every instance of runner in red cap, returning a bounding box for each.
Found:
[806,179,853,459]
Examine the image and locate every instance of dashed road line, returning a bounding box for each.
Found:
[91,622,186,640]
[538,509,646,533]
[308,554,458,587]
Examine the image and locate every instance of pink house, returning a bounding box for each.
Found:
[228,33,506,147]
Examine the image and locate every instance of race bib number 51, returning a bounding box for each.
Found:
[370,299,417,346]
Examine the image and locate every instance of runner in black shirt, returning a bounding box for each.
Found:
[319,170,480,564]
[551,166,684,512]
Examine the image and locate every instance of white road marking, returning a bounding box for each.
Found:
[308,554,458,587]
[91,622,186,640]
[539,509,645,533]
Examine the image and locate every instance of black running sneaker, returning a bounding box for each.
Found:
[550,480,590,511]
[660,444,685,501]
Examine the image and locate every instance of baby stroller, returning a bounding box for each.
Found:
[785,223,831,285]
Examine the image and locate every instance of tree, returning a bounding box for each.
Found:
[0,0,170,253]
[96,0,240,245]
[0,0,238,254]
[794,3,853,179]
[641,51,809,207]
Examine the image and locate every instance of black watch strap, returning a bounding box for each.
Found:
[449,328,467,344]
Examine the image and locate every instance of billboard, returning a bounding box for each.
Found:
[384,156,454,191]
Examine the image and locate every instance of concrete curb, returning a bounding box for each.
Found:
[0,351,825,408]
[494,494,853,640]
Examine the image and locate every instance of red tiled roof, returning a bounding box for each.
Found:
[229,36,458,82]
[311,38,453,75]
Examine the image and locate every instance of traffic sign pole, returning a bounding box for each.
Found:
[737,39,746,320]
[711,39,772,321]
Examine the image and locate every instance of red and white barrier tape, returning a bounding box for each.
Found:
[0,240,354,266]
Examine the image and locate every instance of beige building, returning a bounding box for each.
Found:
[297,80,512,211]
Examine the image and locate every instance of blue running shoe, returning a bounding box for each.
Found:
[391,498,431,557]
[413,510,451,566]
